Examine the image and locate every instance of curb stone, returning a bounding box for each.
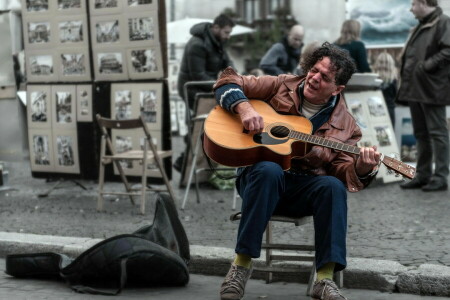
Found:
[1,232,450,296]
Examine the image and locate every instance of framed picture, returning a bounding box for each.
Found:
[112,129,163,177]
[124,0,157,12]
[93,48,128,81]
[134,82,162,129]
[88,0,123,16]
[28,129,55,172]
[55,15,88,47]
[22,0,54,15]
[27,85,52,129]
[56,48,91,82]
[110,83,139,120]
[51,85,76,129]
[56,0,86,15]
[124,11,159,46]
[90,15,125,48]
[346,0,416,47]
[25,50,58,82]
[76,84,93,122]
[111,130,136,174]
[127,45,163,79]
[53,129,80,174]
[23,16,55,49]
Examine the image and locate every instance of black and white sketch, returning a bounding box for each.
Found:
[61,53,86,75]
[28,21,50,44]
[58,0,81,9]
[128,16,155,41]
[347,97,367,129]
[115,135,133,169]
[140,89,157,123]
[59,20,83,43]
[33,134,51,165]
[56,135,75,166]
[55,91,73,123]
[95,0,118,9]
[114,90,132,120]
[29,55,53,76]
[130,49,158,73]
[79,90,89,116]
[26,0,49,12]
[367,96,387,117]
[95,20,120,43]
[128,0,152,6]
[76,85,92,122]
[375,125,392,147]
[98,52,123,74]
[31,91,48,122]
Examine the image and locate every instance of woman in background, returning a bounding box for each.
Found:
[334,19,372,73]
[372,51,398,126]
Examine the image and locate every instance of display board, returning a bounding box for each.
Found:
[22,0,170,180]
[345,88,402,183]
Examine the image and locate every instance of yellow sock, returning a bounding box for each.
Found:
[234,253,252,269]
[316,262,335,282]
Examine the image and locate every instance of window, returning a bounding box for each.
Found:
[268,0,288,14]
[244,0,260,23]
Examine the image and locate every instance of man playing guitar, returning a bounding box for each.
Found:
[215,42,381,300]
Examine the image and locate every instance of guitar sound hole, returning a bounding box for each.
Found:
[271,126,290,138]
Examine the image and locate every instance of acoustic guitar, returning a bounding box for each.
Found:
[203,100,416,179]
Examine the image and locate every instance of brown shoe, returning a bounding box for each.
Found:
[220,262,253,300]
[311,279,348,300]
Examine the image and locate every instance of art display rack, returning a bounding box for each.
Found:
[21,0,171,182]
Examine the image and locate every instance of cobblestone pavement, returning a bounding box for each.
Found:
[0,259,448,300]
[0,136,449,269]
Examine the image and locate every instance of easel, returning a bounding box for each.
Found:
[37,177,88,198]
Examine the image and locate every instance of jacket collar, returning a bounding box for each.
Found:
[284,76,346,130]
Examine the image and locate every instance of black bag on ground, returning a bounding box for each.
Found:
[5,193,190,295]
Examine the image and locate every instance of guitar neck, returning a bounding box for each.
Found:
[290,130,360,155]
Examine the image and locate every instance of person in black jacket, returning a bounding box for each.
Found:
[334,20,371,73]
[177,14,235,111]
[175,14,235,172]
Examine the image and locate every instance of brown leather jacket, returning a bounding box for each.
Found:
[214,67,371,192]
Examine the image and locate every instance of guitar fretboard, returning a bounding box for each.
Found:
[289,130,360,155]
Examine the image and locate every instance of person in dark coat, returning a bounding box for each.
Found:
[334,20,371,73]
[177,14,235,111]
[397,0,450,191]
[175,14,235,172]
[259,24,304,75]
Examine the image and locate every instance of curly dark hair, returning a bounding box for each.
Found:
[300,42,357,85]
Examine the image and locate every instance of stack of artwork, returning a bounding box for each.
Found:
[345,90,402,183]
[26,84,93,173]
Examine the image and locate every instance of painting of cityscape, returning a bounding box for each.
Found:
[28,129,54,172]
[95,19,120,44]
[24,0,50,13]
[128,47,163,79]
[58,20,84,43]
[28,54,54,78]
[114,89,132,120]
[27,21,51,45]
[29,90,51,128]
[53,130,80,173]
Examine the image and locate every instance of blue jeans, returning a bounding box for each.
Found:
[235,161,348,271]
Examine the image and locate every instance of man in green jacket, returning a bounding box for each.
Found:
[397,0,450,191]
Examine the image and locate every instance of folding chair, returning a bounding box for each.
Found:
[96,114,176,214]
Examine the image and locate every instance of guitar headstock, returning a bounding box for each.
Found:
[381,156,416,179]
